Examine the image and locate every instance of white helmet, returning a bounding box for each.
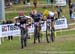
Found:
[49,11,55,17]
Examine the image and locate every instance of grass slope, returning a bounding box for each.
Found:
[0,30,75,54]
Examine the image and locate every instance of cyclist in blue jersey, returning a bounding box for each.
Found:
[30,10,42,22]
[30,10,42,44]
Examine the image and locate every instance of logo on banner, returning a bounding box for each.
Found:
[54,18,68,29]
[55,20,65,25]
[2,26,8,32]
[2,24,19,32]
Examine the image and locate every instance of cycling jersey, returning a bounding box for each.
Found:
[14,15,32,24]
[30,13,42,22]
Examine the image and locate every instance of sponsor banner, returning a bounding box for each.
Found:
[0,18,68,37]
[54,18,68,29]
[28,18,68,31]
[28,24,34,33]
[0,24,20,37]
[55,0,66,6]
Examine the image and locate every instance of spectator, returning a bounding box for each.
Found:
[57,6,62,18]
[23,0,27,5]
[68,0,71,8]
[33,0,38,8]
[6,19,13,40]
[70,3,74,20]
[50,0,54,4]
[1,20,6,24]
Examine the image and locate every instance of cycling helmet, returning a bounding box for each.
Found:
[18,11,24,16]
[49,11,55,17]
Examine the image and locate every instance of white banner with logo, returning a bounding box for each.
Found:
[0,18,68,37]
[54,18,68,29]
[0,24,20,37]
[55,0,66,6]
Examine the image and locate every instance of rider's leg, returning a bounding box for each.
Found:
[34,28,37,44]
[46,23,49,43]
[21,37,24,49]
[50,29,55,42]
[24,38,27,47]
[38,32,40,43]
[38,25,41,43]
[21,29,25,48]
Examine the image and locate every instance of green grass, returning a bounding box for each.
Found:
[0,30,75,54]
[5,13,18,20]
[56,30,75,36]
[5,0,71,20]
[5,6,70,20]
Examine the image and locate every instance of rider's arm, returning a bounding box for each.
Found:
[28,17,33,25]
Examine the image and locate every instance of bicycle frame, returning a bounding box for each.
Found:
[34,22,41,44]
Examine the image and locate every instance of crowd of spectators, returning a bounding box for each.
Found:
[1,20,13,41]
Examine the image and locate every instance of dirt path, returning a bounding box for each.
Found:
[55,35,75,42]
